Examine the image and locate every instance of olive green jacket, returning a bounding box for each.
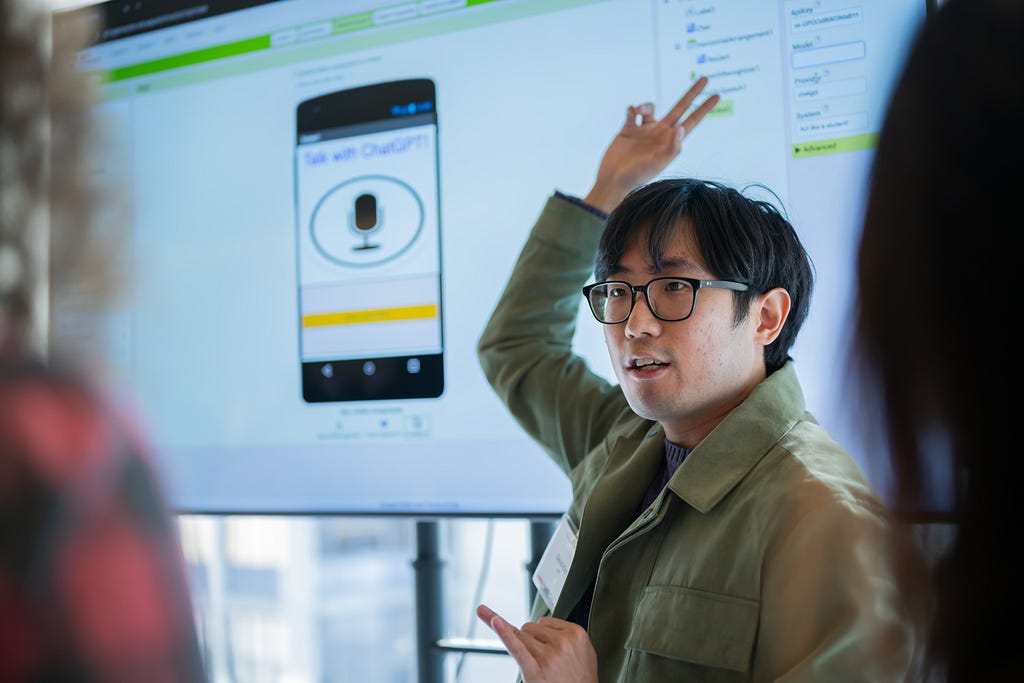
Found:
[478,195,917,682]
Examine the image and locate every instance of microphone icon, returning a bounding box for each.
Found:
[350,192,382,251]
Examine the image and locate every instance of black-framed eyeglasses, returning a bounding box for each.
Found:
[582,276,749,324]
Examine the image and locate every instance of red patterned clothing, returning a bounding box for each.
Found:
[0,354,206,682]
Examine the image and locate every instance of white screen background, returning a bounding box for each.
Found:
[66,0,925,513]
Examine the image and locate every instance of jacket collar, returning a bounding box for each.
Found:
[552,363,806,616]
[668,362,805,513]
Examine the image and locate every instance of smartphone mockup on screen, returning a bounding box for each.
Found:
[295,79,443,402]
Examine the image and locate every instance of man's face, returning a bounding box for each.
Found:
[602,222,767,447]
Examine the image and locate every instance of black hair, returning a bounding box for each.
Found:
[596,177,814,375]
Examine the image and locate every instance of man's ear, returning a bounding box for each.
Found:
[754,287,790,346]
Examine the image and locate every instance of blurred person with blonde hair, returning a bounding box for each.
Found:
[0,0,207,680]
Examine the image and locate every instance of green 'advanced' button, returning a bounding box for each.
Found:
[793,132,877,158]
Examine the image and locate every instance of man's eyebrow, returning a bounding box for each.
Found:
[647,255,701,274]
[606,255,700,277]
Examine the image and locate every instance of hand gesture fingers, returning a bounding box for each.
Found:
[477,604,598,683]
[623,102,656,129]
[584,76,719,213]
[660,75,720,133]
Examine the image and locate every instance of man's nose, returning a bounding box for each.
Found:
[624,293,662,338]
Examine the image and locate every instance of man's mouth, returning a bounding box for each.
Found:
[630,358,667,371]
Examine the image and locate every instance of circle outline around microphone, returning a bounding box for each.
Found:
[310,174,425,268]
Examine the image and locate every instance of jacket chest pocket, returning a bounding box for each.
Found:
[625,585,758,676]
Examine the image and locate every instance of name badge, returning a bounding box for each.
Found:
[532,513,578,612]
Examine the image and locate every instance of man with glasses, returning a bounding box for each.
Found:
[476,78,916,682]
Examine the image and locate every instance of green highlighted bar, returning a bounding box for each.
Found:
[684,99,731,119]
[104,35,271,83]
[333,11,373,34]
[792,132,877,158]
[707,99,733,117]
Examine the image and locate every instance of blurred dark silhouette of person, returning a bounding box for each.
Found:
[853,0,1024,680]
[0,0,207,680]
